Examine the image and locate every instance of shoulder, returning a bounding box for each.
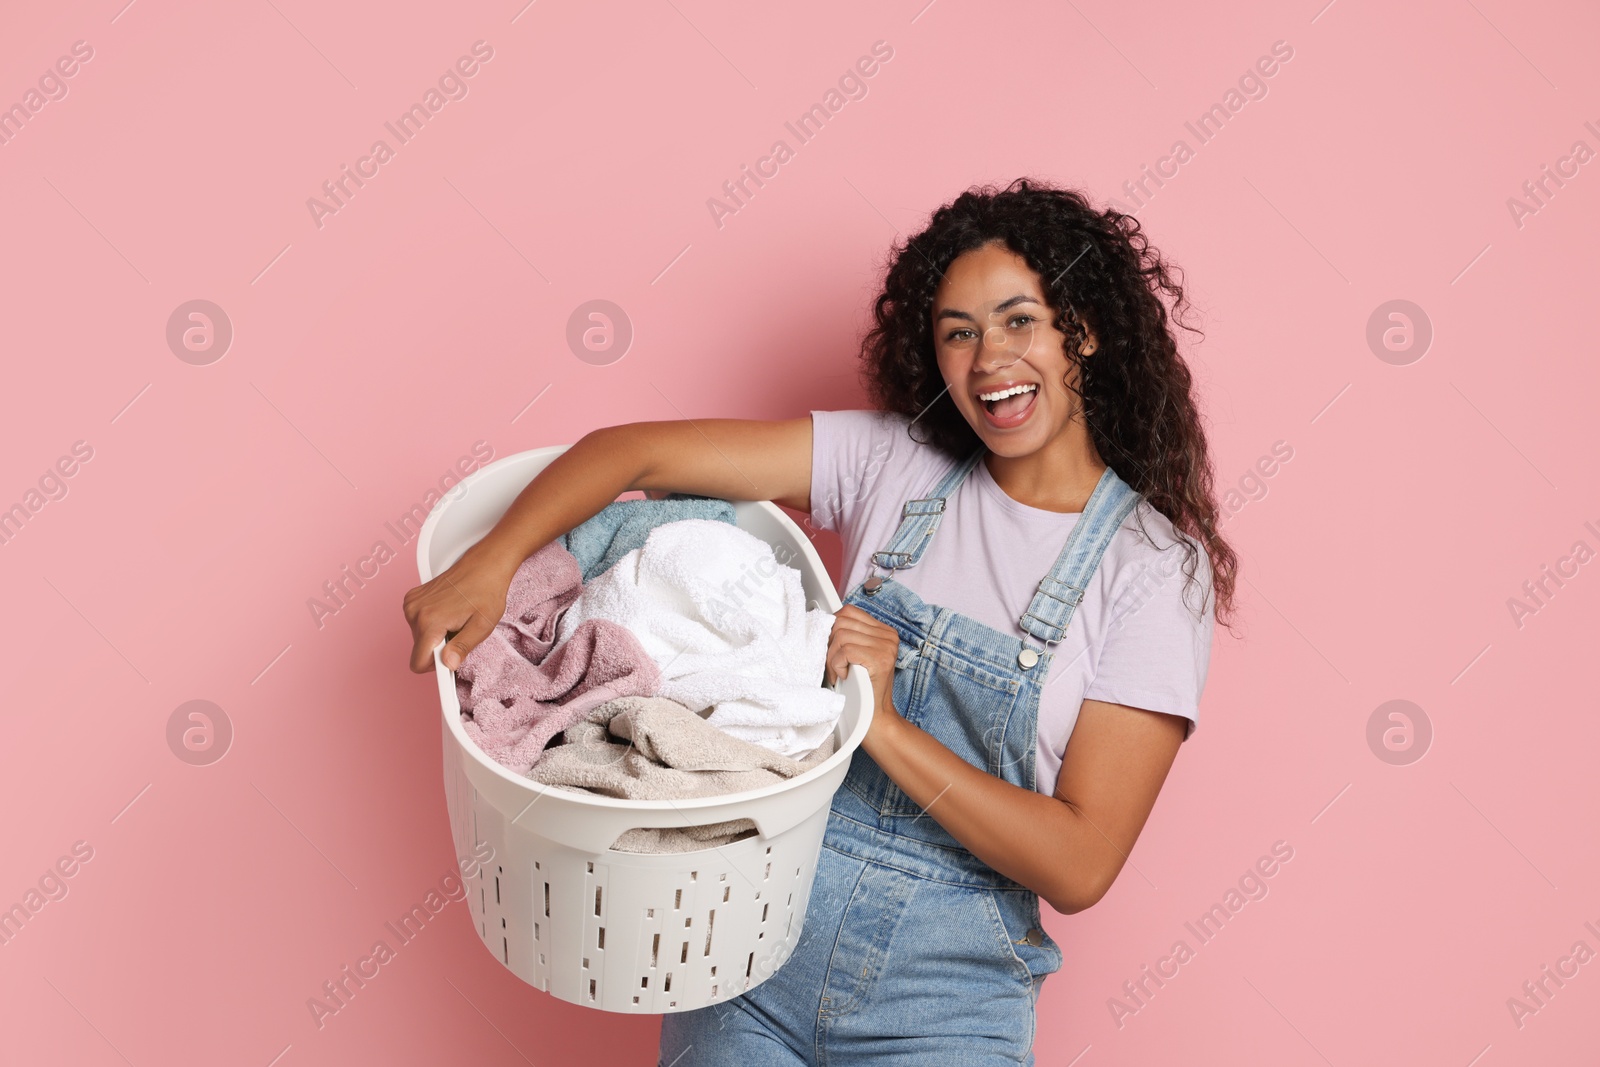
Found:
[811,408,913,449]
[1101,498,1214,623]
[809,409,950,485]
[808,409,958,532]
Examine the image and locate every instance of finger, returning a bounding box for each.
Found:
[828,636,891,684]
[828,618,900,658]
[409,593,478,673]
[409,608,465,674]
[826,637,862,684]
[828,612,895,639]
[441,611,499,671]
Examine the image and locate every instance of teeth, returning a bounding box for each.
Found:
[978,383,1037,402]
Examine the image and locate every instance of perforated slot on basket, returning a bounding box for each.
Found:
[597,927,606,950]
[651,934,660,967]
[746,951,754,978]
[543,882,550,917]
[761,903,769,923]
[680,941,688,964]
[664,973,673,992]
[703,910,716,956]
[594,886,604,917]
[674,889,682,910]
[722,887,729,902]
[589,979,596,1001]
[764,863,771,880]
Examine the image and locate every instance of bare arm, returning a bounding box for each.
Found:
[402,416,812,673]
[862,690,1186,913]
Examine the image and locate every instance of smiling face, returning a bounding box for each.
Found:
[931,240,1097,459]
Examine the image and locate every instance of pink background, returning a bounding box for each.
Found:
[2,0,1596,1063]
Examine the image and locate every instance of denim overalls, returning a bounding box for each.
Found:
[660,449,1141,1066]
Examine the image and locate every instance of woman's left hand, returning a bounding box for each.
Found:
[827,605,906,750]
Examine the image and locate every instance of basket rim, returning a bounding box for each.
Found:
[415,445,873,814]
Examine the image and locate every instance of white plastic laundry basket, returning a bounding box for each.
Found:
[415,445,871,1014]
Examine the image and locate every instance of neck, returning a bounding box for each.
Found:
[983,421,1106,513]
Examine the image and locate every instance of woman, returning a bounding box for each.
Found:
[404,177,1237,1064]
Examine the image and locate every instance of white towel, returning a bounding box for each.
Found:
[556,519,844,758]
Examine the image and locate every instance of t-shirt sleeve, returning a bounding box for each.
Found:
[1083,533,1216,740]
[807,409,899,536]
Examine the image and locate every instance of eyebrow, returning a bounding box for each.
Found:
[934,294,1043,322]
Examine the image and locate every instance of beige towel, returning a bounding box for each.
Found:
[531,696,837,854]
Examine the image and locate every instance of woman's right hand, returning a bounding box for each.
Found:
[402,541,522,673]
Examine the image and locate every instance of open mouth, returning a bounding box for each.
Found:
[977,382,1038,426]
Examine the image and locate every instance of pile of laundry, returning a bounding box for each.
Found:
[454,496,845,854]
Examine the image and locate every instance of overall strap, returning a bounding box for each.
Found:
[1018,466,1142,645]
[869,448,986,572]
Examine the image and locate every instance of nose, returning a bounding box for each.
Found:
[976,325,1021,370]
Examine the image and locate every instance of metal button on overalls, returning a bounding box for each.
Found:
[659,452,1143,1065]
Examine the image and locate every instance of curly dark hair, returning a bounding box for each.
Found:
[857,176,1237,628]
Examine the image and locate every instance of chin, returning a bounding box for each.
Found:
[959,403,1059,457]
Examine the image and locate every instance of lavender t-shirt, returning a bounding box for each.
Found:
[808,409,1214,797]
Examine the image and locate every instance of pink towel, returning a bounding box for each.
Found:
[458,541,661,776]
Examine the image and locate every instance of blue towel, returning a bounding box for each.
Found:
[562,495,737,581]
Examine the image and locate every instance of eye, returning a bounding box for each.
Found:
[944,327,977,342]
[1007,314,1035,328]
